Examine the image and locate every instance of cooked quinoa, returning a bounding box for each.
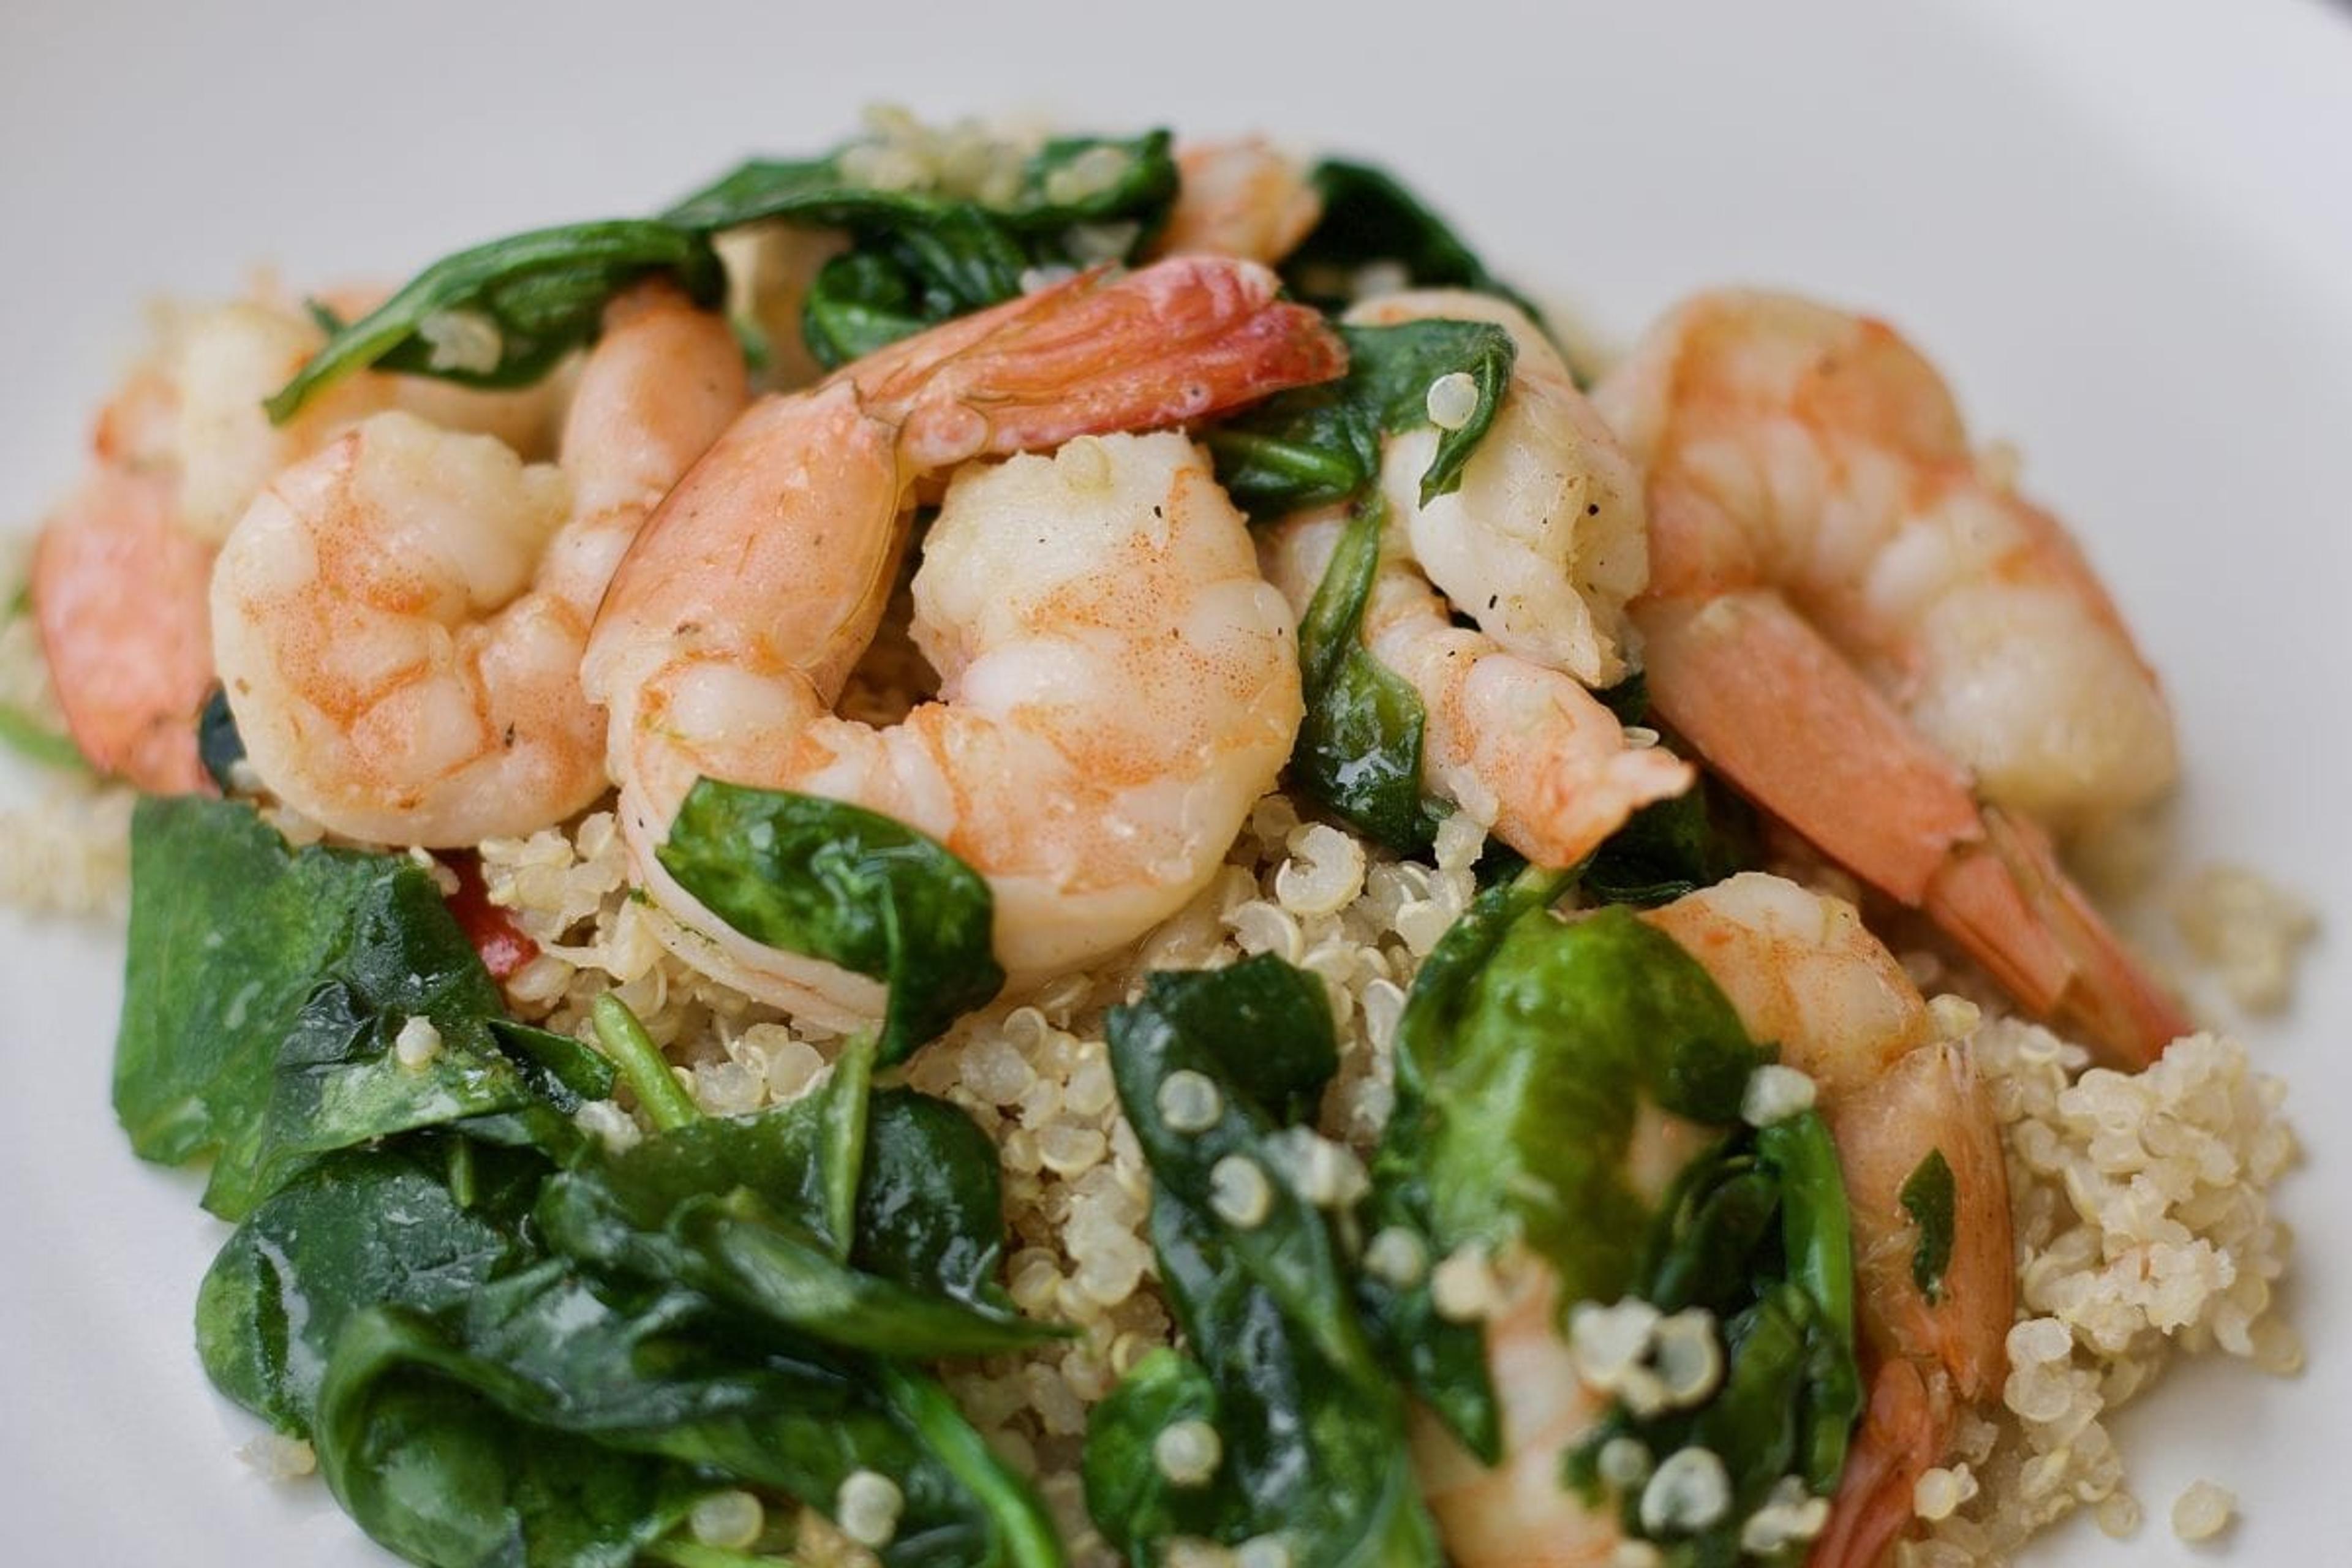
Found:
[1893,1023,2297,1566]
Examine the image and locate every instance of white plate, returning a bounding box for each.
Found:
[3,1,2348,1562]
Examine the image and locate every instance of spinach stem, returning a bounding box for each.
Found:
[818,1031,876,1259]
[881,1363,1069,1568]
[0,703,89,772]
[591,992,702,1131]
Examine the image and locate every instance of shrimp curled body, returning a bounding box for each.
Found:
[31,290,560,796]
[1643,873,2012,1568]
[1597,291,2188,1063]
[1423,873,2011,1568]
[209,280,747,845]
[584,257,1344,1021]
[1259,290,1687,869]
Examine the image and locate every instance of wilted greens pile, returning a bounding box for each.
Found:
[125,796,1066,1567]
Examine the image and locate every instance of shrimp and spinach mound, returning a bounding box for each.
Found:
[3,111,2301,1568]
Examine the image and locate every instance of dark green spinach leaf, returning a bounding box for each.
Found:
[657,780,1005,1062]
[1290,501,1443,855]
[196,685,246,792]
[1090,956,1441,1567]
[1577,678,1755,908]
[1580,780,1758,910]
[1408,902,1766,1298]
[669,132,1177,369]
[1359,877,1775,1460]
[437,1262,1053,1568]
[1281,159,1526,315]
[538,1081,1057,1359]
[265,221,726,421]
[1210,323,1516,853]
[1105,959,1374,1383]
[272,130,1179,420]
[1352,867,1572,1458]
[1208,320,1516,517]
[196,1142,545,1435]
[663,132,1177,235]
[230,866,554,1213]
[1563,1112,1863,1555]
[312,1305,715,1568]
[114,797,556,1218]
[1900,1148,1957,1305]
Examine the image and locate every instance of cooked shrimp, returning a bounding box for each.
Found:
[1154,138,1324,265]
[1411,1258,1621,1568]
[1596,290,2188,1063]
[30,289,562,794]
[168,292,559,546]
[1348,290,1648,688]
[1411,1101,1722,1568]
[1254,287,1684,866]
[1643,873,2012,1568]
[31,467,216,794]
[583,257,1343,1022]
[1414,873,2010,1568]
[1259,507,1689,867]
[211,277,746,845]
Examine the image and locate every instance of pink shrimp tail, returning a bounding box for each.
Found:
[840,256,1347,467]
[1924,809,2191,1068]
[1807,1359,1950,1568]
[32,468,217,796]
[1638,588,2185,1068]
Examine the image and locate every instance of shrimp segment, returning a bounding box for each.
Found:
[1255,288,1684,869]
[1643,874,2013,1568]
[1154,138,1324,265]
[213,279,746,845]
[1409,875,2009,1568]
[1600,291,2188,1063]
[1259,508,1689,867]
[1410,1262,1622,1568]
[31,287,565,797]
[586,257,1341,1017]
[1350,290,1649,688]
[31,467,216,794]
[840,257,1346,467]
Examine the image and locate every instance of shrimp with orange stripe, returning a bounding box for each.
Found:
[1595,290,2190,1065]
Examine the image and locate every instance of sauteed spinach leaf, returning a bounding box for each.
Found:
[265,221,726,420]
[671,132,1176,368]
[196,1140,547,1434]
[1357,867,1861,1563]
[1578,677,1757,907]
[539,1088,1059,1359]
[1207,319,1516,516]
[1288,499,1443,854]
[1210,322,1517,854]
[269,131,1178,420]
[1088,956,1442,1568]
[658,781,1006,1062]
[1281,158,1529,314]
[114,797,567,1219]
[124,799,1062,1567]
[1561,1112,1863,1559]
